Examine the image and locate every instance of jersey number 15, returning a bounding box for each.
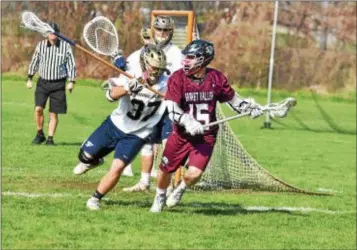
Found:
[189,103,210,130]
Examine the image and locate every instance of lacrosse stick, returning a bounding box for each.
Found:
[21,11,164,98]
[204,97,297,128]
[84,16,126,91]
[83,16,120,57]
[82,16,164,97]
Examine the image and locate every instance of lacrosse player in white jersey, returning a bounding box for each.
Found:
[72,45,169,210]
[121,16,183,191]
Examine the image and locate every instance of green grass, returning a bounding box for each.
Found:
[1,75,356,249]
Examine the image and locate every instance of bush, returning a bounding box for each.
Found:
[1,2,356,93]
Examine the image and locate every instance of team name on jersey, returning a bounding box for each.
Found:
[132,92,154,99]
[185,91,214,102]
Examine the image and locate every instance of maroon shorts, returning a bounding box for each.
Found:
[159,131,216,173]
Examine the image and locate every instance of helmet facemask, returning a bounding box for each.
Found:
[181,54,205,76]
[152,16,174,48]
[140,45,167,86]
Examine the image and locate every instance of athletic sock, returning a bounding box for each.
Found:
[156,188,166,196]
[140,172,150,186]
[37,129,44,135]
[177,180,187,191]
[92,190,104,200]
[47,136,53,140]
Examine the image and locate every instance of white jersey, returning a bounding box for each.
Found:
[109,71,168,139]
[126,42,182,77]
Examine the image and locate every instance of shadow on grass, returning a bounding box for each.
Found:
[104,199,152,208]
[270,92,356,135]
[103,200,306,216]
[55,142,83,146]
[176,201,306,216]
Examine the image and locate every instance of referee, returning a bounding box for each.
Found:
[27,22,76,146]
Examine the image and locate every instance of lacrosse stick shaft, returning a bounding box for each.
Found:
[203,97,297,128]
[203,112,251,128]
[54,32,165,98]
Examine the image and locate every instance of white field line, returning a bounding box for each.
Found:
[2,191,109,200]
[3,191,354,215]
[2,191,85,198]
[2,101,32,107]
[317,188,341,193]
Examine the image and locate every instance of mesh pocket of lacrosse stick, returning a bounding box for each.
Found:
[83,16,119,56]
[21,11,55,37]
[266,97,297,118]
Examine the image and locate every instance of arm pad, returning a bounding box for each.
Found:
[166,100,185,124]
[227,93,259,113]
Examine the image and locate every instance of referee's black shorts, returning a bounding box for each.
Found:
[35,77,67,114]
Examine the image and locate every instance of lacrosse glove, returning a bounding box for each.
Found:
[179,114,204,136]
[239,97,264,119]
[128,78,144,94]
[111,50,127,71]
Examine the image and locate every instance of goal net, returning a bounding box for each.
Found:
[151,10,330,195]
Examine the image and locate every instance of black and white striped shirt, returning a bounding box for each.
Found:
[28,39,76,82]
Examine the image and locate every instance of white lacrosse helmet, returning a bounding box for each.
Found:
[140,44,168,85]
[152,16,175,48]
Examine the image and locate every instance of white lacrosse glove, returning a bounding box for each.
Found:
[239,97,264,119]
[128,78,144,94]
[239,97,259,111]
[179,114,204,136]
[26,79,33,89]
[250,107,264,119]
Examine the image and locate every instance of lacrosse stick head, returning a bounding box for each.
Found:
[268,97,297,118]
[83,16,119,57]
[21,11,55,37]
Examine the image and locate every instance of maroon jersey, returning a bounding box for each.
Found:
[165,68,235,140]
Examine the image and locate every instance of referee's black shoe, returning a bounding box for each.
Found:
[32,133,46,145]
[45,137,55,146]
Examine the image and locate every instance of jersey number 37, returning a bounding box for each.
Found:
[127,99,161,122]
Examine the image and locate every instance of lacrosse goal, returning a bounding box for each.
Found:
[151,10,330,195]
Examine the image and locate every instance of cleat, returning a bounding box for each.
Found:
[123,181,150,192]
[32,133,46,145]
[122,164,134,177]
[166,187,186,208]
[45,138,55,146]
[150,193,166,213]
[73,158,104,175]
[166,184,174,197]
[86,197,100,210]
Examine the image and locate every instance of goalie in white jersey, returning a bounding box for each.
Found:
[72,45,169,210]
[122,16,183,191]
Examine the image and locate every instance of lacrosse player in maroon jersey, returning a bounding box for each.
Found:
[150,39,264,212]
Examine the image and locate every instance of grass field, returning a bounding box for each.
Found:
[2,74,356,249]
